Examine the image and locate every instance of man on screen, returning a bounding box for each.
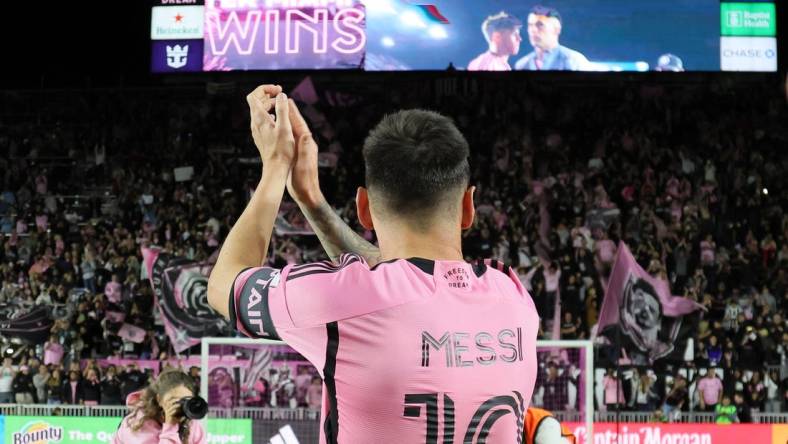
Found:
[467,12,523,71]
[208,85,539,442]
[515,6,590,71]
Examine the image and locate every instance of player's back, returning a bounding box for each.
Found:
[230,254,539,443]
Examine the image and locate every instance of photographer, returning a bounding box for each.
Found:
[112,369,206,444]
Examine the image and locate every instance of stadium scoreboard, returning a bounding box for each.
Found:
[150,0,777,72]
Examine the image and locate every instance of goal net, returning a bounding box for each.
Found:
[200,337,322,444]
[533,340,594,444]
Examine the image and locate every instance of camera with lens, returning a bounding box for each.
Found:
[175,396,208,420]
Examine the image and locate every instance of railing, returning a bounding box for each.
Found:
[230,407,321,421]
[0,404,128,418]
[0,405,784,425]
[753,413,788,424]
[598,411,777,424]
[551,411,585,423]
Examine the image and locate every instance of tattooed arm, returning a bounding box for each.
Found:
[298,198,382,266]
[286,101,381,266]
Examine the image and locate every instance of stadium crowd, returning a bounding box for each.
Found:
[0,76,786,421]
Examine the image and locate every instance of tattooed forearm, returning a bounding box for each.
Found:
[300,199,382,266]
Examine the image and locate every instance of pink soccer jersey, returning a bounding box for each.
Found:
[230,254,539,443]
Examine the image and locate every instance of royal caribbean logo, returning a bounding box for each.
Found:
[166,44,189,68]
[13,421,64,444]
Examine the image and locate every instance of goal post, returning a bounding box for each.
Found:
[535,339,594,444]
[199,337,284,402]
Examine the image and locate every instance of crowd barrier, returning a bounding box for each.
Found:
[0,406,785,443]
[0,405,784,424]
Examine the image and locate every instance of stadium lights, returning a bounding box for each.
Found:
[762,188,768,195]
[428,24,448,39]
[400,10,427,28]
[381,36,395,48]
[366,0,397,16]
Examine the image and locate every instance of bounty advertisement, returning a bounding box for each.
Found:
[3,417,251,444]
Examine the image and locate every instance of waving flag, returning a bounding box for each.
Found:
[0,306,53,343]
[142,247,230,353]
[118,323,147,344]
[413,4,449,23]
[596,242,704,364]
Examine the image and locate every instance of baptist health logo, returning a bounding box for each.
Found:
[12,421,63,444]
[726,11,743,27]
[166,45,189,69]
[268,425,300,444]
[724,8,772,31]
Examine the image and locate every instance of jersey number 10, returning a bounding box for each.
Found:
[404,391,524,443]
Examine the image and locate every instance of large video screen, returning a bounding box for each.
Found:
[151,0,778,73]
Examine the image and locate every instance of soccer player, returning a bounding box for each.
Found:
[207,84,539,443]
[467,12,523,71]
[515,6,590,71]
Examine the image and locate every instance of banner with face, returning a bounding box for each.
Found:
[596,242,704,364]
[142,247,231,353]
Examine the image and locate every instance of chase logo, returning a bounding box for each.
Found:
[12,421,63,444]
[720,36,777,72]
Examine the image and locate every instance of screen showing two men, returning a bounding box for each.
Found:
[151,0,778,72]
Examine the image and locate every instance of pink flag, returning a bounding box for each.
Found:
[290,76,319,105]
[597,242,704,362]
[118,323,147,344]
[44,342,64,366]
[142,247,228,353]
[105,311,126,323]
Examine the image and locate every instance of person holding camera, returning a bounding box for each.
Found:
[112,369,206,444]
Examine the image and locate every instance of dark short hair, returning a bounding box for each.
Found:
[624,278,664,322]
[482,12,522,41]
[631,278,659,300]
[363,109,470,223]
[530,5,562,25]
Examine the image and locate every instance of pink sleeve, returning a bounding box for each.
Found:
[230,254,371,338]
[188,420,207,444]
[158,423,182,444]
[158,421,205,443]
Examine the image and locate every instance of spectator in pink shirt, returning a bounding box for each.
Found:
[595,233,616,265]
[603,368,625,410]
[696,369,724,412]
[306,376,323,410]
[113,369,206,444]
[700,234,716,266]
